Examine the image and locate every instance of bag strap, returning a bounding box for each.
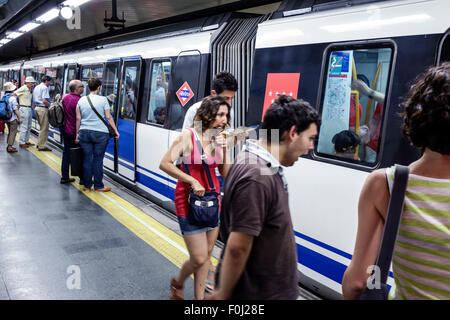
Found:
[180,129,216,192]
[376,164,409,284]
[86,95,110,131]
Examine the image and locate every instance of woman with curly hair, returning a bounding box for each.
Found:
[160,95,231,300]
[342,62,450,300]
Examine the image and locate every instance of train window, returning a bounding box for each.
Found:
[33,66,46,83]
[316,45,393,167]
[102,63,120,114]
[45,67,64,101]
[80,64,103,96]
[147,60,171,125]
[119,65,138,121]
[64,65,79,93]
[438,33,449,64]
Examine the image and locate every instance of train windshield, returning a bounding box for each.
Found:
[316,46,393,166]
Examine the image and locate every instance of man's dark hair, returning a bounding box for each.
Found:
[401,62,450,155]
[332,130,361,153]
[212,71,238,94]
[261,95,320,142]
[41,75,51,83]
[88,78,102,92]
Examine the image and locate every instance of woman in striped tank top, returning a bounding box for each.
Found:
[343,62,450,300]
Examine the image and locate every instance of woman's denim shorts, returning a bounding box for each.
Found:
[177,216,218,236]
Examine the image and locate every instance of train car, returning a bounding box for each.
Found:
[0,0,448,300]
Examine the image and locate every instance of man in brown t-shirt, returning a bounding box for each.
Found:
[209,95,320,300]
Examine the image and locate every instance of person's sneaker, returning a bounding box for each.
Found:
[60,178,76,184]
[94,187,111,192]
[38,147,52,151]
[26,142,35,146]
[83,187,91,192]
[19,144,29,148]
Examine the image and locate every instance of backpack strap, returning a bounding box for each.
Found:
[376,164,409,284]
[87,95,110,131]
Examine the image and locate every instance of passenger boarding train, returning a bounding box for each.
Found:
[1,0,448,299]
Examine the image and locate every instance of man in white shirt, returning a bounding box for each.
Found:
[15,76,36,148]
[182,71,238,130]
[32,75,52,151]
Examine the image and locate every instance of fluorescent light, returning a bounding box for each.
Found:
[0,38,12,44]
[62,0,91,8]
[19,22,41,33]
[6,32,23,39]
[36,8,59,23]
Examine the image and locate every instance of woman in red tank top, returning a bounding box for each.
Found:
[160,96,231,300]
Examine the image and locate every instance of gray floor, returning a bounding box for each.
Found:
[0,132,195,300]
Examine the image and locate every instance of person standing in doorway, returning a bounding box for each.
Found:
[60,80,84,184]
[33,75,52,151]
[14,76,36,148]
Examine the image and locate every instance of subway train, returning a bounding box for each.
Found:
[1,0,448,299]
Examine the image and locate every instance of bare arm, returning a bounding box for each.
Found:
[208,232,254,300]
[75,106,81,143]
[42,98,50,108]
[159,130,205,196]
[342,169,389,299]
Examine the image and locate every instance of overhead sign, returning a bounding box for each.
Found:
[176,81,195,107]
[261,73,301,121]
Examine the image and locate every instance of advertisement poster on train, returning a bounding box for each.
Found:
[261,73,300,121]
[317,50,354,155]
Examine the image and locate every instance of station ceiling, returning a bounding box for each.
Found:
[0,0,281,63]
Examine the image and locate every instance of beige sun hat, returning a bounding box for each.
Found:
[25,76,36,83]
[3,81,16,92]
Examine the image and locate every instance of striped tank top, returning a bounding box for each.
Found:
[386,166,450,300]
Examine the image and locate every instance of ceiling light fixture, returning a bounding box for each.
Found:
[0,38,12,44]
[19,22,41,33]
[62,0,91,8]
[36,8,60,23]
[6,32,23,39]
[60,6,74,20]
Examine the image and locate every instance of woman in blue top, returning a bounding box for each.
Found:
[75,78,119,192]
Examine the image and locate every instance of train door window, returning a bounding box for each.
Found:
[120,64,139,121]
[102,63,120,114]
[438,32,449,64]
[147,60,171,125]
[64,65,79,93]
[80,64,103,96]
[315,44,394,167]
[33,66,46,83]
[45,67,64,101]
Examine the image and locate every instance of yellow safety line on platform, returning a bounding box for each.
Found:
[23,139,218,270]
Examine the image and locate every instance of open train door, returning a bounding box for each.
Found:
[102,59,122,173]
[116,57,142,182]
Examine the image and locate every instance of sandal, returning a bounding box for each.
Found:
[170,278,184,300]
[205,279,215,293]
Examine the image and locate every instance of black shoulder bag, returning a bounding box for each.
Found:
[181,131,220,228]
[86,96,117,138]
[359,164,409,300]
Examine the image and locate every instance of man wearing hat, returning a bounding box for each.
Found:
[3,82,22,152]
[14,76,36,148]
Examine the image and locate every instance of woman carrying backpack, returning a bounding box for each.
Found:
[2,82,22,153]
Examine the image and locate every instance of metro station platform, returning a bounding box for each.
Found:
[0,132,207,300]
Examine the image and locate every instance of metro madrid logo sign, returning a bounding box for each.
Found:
[176,81,195,107]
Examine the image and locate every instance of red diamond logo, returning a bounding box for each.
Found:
[176,81,195,107]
